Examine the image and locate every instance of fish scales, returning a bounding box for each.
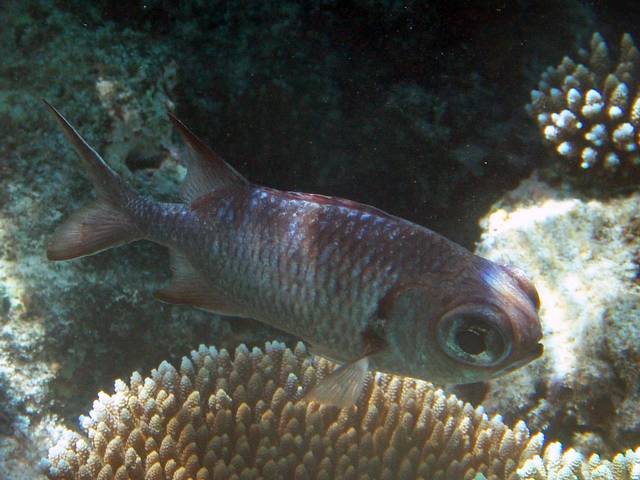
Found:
[134,188,415,353]
[199,189,393,352]
[45,103,544,406]
[142,184,471,364]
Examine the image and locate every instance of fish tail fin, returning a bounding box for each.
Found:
[44,100,143,261]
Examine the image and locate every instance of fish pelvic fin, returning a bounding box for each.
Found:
[45,101,143,260]
[168,113,249,204]
[303,355,372,409]
[304,324,387,408]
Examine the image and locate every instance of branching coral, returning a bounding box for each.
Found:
[527,32,640,178]
[45,342,640,480]
[517,442,640,480]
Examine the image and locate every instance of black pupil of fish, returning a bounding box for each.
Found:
[456,325,488,355]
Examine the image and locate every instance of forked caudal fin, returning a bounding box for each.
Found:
[44,101,142,260]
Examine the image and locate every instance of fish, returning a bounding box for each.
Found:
[44,101,543,407]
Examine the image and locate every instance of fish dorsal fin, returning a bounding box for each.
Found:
[277,190,397,222]
[168,113,249,203]
[154,250,243,316]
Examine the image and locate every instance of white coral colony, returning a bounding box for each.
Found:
[527,33,640,174]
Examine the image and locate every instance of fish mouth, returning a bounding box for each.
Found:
[502,342,544,374]
[526,342,544,361]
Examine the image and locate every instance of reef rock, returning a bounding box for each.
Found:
[475,175,640,454]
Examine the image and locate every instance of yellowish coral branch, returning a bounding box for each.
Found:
[45,342,640,480]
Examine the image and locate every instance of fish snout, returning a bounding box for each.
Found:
[528,341,544,360]
[477,261,543,372]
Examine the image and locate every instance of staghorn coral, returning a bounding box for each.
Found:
[527,32,640,179]
[45,342,640,480]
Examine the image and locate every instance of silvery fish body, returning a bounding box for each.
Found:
[45,102,543,405]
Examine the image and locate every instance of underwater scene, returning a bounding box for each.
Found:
[1,1,640,479]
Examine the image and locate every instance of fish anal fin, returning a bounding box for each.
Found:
[168,113,248,203]
[303,356,372,408]
[154,285,238,314]
[154,251,242,316]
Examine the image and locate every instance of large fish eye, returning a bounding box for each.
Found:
[456,323,491,355]
[437,306,511,366]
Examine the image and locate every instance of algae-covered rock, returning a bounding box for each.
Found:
[475,176,640,455]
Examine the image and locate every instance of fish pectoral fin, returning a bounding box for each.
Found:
[303,356,372,408]
[168,113,249,203]
[154,251,242,316]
